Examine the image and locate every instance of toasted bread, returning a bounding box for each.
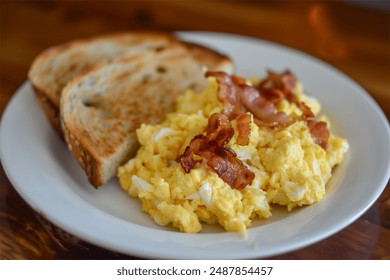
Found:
[61,45,217,187]
[28,32,178,136]
[28,32,233,136]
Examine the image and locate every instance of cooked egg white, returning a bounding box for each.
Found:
[118,77,348,236]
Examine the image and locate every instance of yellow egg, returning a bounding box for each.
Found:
[118,76,348,236]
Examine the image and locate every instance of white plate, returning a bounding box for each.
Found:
[1,32,389,259]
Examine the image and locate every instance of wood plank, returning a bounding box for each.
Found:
[270,219,390,260]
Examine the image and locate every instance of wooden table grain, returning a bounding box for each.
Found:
[0,0,389,260]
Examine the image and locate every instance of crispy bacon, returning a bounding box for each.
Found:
[240,88,294,127]
[205,71,245,119]
[258,70,315,119]
[207,70,330,149]
[260,88,285,104]
[258,71,331,147]
[179,135,206,173]
[179,113,254,189]
[204,112,234,147]
[306,119,330,149]
[206,71,294,128]
[258,70,296,103]
[236,114,251,146]
[299,102,315,119]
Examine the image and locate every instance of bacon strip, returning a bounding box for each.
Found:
[179,113,254,189]
[179,135,205,173]
[240,88,294,127]
[207,70,330,149]
[204,112,234,147]
[258,70,315,118]
[205,71,294,128]
[258,71,331,147]
[236,114,251,146]
[306,119,330,149]
[205,71,245,119]
[259,70,295,92]
[258,70,296,102]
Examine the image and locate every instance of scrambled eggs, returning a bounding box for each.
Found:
[118,77,348,236]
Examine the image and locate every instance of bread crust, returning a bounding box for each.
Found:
[183,41,233,71]
[32,85,63,137]
[62,122,102,187]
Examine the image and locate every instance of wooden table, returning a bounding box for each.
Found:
[1,1,389,260]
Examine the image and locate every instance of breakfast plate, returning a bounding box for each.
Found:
[1,32,389,259]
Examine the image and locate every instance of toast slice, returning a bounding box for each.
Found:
[28,32,233,136]
[61,45,214,187]
[28,32,178,136]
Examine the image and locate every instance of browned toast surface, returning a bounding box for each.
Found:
[61,45,213,187]
[28,31,233,136]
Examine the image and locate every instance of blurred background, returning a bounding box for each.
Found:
[0,0,389,259]
[1,0,389,118]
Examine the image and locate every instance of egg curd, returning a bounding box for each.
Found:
[118,77,348,236]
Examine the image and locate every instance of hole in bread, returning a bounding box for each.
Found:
[82,98,114,120]
[83,97,104,109]
[82,97,113,119]
[155,46,165,52]
[156,66,167,74]
[83,100,97,107]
